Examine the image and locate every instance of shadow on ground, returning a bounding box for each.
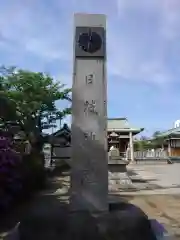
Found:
[19,194,69,239]
[3,165,177,239]
[0,166,141,240]
[0,166,70,239]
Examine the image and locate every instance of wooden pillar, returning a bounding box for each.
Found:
[129,131,134,162]
[118,137,121,153]
[168,140,171,157]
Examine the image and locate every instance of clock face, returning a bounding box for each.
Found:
[78,28,102,53]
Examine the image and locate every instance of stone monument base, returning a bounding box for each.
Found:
[108,158,135,192]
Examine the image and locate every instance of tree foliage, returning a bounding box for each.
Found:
[152,131,161,138]
[151,133,165,149]
[134,139,152,151]
[0,66,71,136]
[134,131,165,151]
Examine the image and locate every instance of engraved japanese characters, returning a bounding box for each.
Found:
[71,14,108,212]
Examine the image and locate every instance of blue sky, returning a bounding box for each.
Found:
[1,0,180,136]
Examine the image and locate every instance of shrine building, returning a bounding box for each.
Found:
[49,118,144,163]
[156,127,180,157]
[107,118,144,160]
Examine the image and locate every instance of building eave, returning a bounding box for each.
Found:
[50,124,71,137]
[107,128,144,134]
[157,127,180,138]
[107,117,144,135]
[165,137,180,141]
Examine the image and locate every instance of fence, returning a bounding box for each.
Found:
[43,143,52,168]
[51,144,71,167]
[43,145,169,167]
[134,149,168,160]
[43,143,72,168]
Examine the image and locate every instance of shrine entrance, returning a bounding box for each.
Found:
[107,118,144,161]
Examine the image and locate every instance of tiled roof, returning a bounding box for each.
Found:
[52,124,71,137]
[107,118,144,133]
[52,118,144,136]
[157,127,180,137]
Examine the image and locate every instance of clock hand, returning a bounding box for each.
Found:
[87,40,90,51]
[89,29,92,41]
[87,29,92,51]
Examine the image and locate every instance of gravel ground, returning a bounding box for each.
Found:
[128,163,180,190]
[128,195,180,238]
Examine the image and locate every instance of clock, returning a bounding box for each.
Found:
[78,28,102,53]
[75,27,105,57]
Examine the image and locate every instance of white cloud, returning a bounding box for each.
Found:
[108,0,180,85]
[25,37,71,61]
[117,0,158,14]
[107,30,171,85]
[0,0,180,87]
[117,0,180,40]
[2,0,180,132]
[160,0,180,40]
[0,0,72,61]
[54,73,72,87]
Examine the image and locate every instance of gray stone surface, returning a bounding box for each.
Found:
[2,222,20,240]
[128,163,180,189]
[108,164,135,192]
[70,14,108,212]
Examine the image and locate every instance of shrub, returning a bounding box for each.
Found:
[20,152,46,198]
[0,134,22,211]
[0,131,46,212]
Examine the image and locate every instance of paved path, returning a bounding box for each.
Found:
[128,163,180,190]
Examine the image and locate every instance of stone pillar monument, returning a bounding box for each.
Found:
[70,13,108,212]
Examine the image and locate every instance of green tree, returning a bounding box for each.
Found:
[0,66,71,137]
[152,131,161,138]
[0,68,19,126]
[134,131,165,151]
[134,139,152,151]
[151,131,164,148]
[140,136,148,141]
